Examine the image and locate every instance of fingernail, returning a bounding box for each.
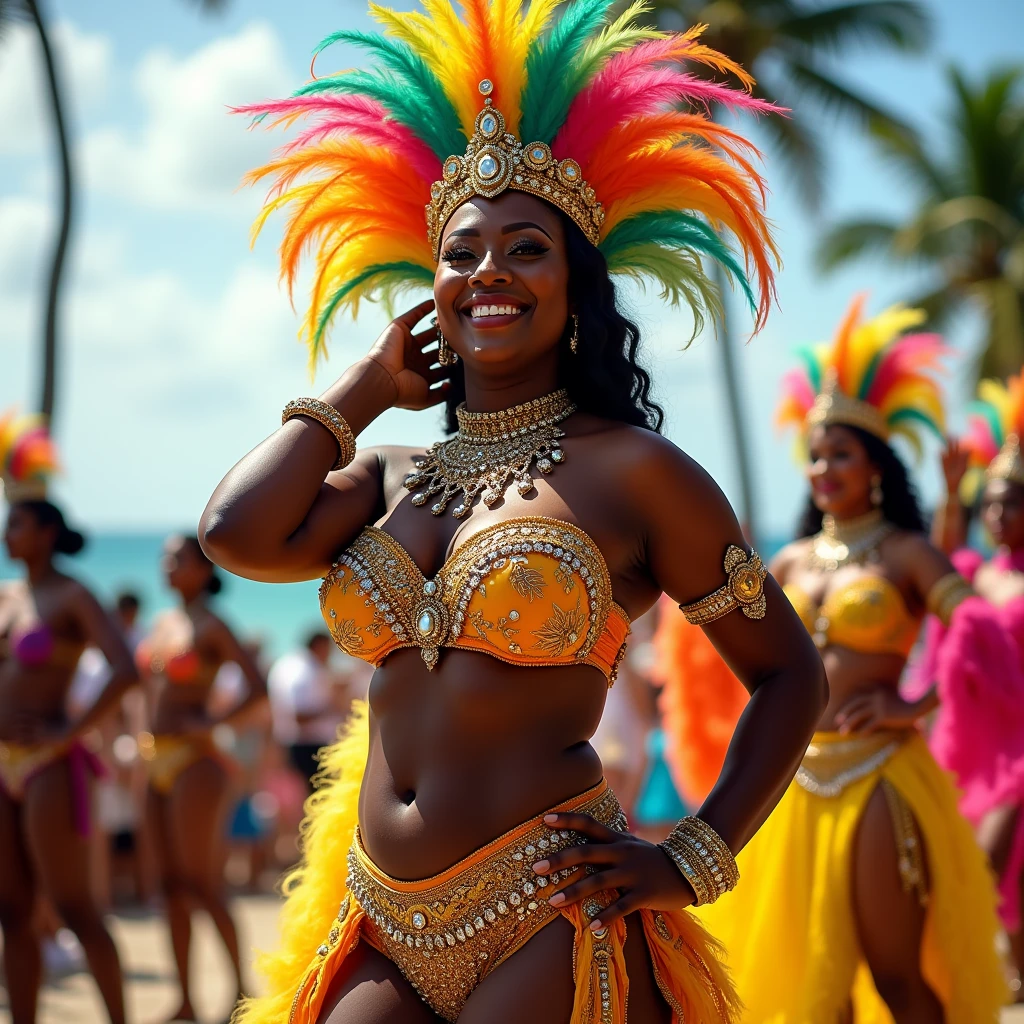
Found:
[533,860,549,873]
[544,814,558,823]
[589,919,602,931]
[548,892,565,906]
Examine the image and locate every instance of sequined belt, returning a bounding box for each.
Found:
[794,730,908,798]
[347,780,627,1021]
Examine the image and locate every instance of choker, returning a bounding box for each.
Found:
[404,389,577,518]
[808,509,893,572]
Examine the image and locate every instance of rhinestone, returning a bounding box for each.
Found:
[395,930,404,943]
[406,935,414,948]
[508,609,520,621]
[525,845,536,856]
[411,912,426,930]
[456,928,466,942]
[537,458,552,473]
[480,113,497,135]
[531,147,545,161]
[509,893,522,906]
[453,504,466,516]
[478,154,499,179]
[474,916,485,930]
[478,78,493,95]
[513,852,523,861]
[538,838,549,849]
[418,610,435,635]
[497,901,509,914]
[423,580,437,595]
[484,908,497,922]
[528,901,538,910]
[411,493,427,506]
[464,922,474,937]
[445,933,456,946]
[431,503,443,514]
[317,944,329,956]
[536,875,548,887]
[523,881,536,895]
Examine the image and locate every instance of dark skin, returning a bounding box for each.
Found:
[771,423,956,1023]
[201,191,826,1023]
[0,503,137,1024]
[141,535,267,1024]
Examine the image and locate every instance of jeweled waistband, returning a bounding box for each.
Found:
[794,729,909,798]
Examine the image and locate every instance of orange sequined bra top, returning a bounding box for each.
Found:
[319,517,631,683]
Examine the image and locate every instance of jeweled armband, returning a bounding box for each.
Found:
[926,571,974,626]
[659,816,740,907]
[282,398,357,472]
[679,545,768,625]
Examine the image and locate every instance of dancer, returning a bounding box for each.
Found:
[918,372,1024,986]
[698,297,1006,1022]
[203,5,828,1022]
[136,534,267,1023]
[0,411,136,1024]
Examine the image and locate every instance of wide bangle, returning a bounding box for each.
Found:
[926,572,973,626]
[679,545,768,625]
[658,816,739,907]
[282,398,356,472]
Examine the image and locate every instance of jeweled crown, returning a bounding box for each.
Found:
[425,81,604,258]
[988,433,1024,486]
[806,368,890,441]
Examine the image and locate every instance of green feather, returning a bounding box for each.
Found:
[888,407,943,441]
[313,262,434,361]
[300,31,464,159]
[519,0,616,144]
[600,211,756,315]
[857,348,886,401]
[966,399,1005,447]
[604,242,721,341]
[572,3,658,93]
[794,345,822,394]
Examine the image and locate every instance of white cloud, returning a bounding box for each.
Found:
[0,20,111,156]
[81,23,291,215]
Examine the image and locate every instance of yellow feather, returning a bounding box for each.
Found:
[845,305,926,393]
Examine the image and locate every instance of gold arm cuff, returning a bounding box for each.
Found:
[659,816,739,907]
[679,545,768,625]
[283,398,357,472]
[926,572,974,626]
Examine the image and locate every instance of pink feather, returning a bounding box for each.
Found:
[863,333,946,406]
[235,96,438,185]
[778,368,816,415]
[554,39,776,169]
[964,417,1000,464]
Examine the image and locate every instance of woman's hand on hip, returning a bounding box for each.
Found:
[834,685,922,735]
[533,811,695,931]
[365,298,451,411]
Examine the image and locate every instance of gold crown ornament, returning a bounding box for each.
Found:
[987,433,1024,486]
[425,81,604,258]
[805,369,891,442]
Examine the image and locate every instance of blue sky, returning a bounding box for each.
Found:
[1,0,1022,538]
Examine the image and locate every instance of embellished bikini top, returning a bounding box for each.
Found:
[319,517,631,682]
[784,576,920,657]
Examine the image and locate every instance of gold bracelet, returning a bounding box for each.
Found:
[925,571,974,626]
[659,817,739,906]
[679,545,768,625]
[282,398,357,472]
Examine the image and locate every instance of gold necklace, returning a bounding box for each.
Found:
[404,389,577,518]
[807,509,893,571]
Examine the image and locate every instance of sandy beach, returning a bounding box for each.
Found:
[4,894,1024,1023]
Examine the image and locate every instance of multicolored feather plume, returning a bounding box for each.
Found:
[776,294,948,457]
[0,409,59,502]
[963,372,1024,475]
[238,0,780,366]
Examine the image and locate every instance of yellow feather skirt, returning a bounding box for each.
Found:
[697,731,1006,1023]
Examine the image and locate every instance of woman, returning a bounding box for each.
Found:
[921,372,1024,988]
[0,411,136,1024]
[136,534,267,1023]
[203,5,827,1022]
[699,297,1007,1022]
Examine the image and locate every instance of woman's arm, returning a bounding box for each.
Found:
[931,438,969,555]
[206,617,268,732]
[199,300,445,583]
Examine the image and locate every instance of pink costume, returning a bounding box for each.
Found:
[914,547,1024,930]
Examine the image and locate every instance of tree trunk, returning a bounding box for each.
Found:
[713,261,759,547]
[25,0,74,423]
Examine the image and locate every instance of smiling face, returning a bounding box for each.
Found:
[806,423,878,519]
[434,191,571,374]
[981,477,1024,549]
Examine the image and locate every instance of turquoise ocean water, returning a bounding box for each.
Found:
[0,531,792,660]
[0,532,322,659]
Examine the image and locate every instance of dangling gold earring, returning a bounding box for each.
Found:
[870,474,883,507]
[569,313,579,355]
[436,321,457,366]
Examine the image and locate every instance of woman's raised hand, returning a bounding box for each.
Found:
[365,298,452,411]
[940,436,969,499]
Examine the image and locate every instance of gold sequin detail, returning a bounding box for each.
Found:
[680,545,768,625]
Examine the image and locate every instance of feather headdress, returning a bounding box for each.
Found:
[963,372,1024,486]
[238,0,781,366]
[0,410,59,504]
[776,294,947,457]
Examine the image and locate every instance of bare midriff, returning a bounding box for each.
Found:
[816,646,909,731]
[357,645,609,881]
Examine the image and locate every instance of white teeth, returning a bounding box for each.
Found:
[470,304,522,318]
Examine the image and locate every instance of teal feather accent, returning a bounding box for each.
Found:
[888,407,944,440]
[604,242,721,340]
[601,211,756,315]
[966,400,1005,447]
[857,348,885,400]
[301,31,464,159]
[519,0,616,144]
[795,345,822,395]
[313,261,434,358]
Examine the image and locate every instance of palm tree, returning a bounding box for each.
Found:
[649,0,931,542]
[0,0,74,423]
[819,67,1024,380]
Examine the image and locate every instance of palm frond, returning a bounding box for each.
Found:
[779,1,930,54]
[863,116,950,199]
[816,218,898,269]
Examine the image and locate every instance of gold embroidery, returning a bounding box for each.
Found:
[680,545,768,625]
[508,562,545,601]
[532,597,587,656]
[328,618,363,650]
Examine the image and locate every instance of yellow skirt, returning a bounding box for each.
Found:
[698,731,1006,1023]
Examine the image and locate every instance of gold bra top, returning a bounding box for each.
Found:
[319,517,631,682]
[784,576,919,657]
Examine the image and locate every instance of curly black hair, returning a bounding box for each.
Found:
[442,213,664,433]
[796,425,928,538]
